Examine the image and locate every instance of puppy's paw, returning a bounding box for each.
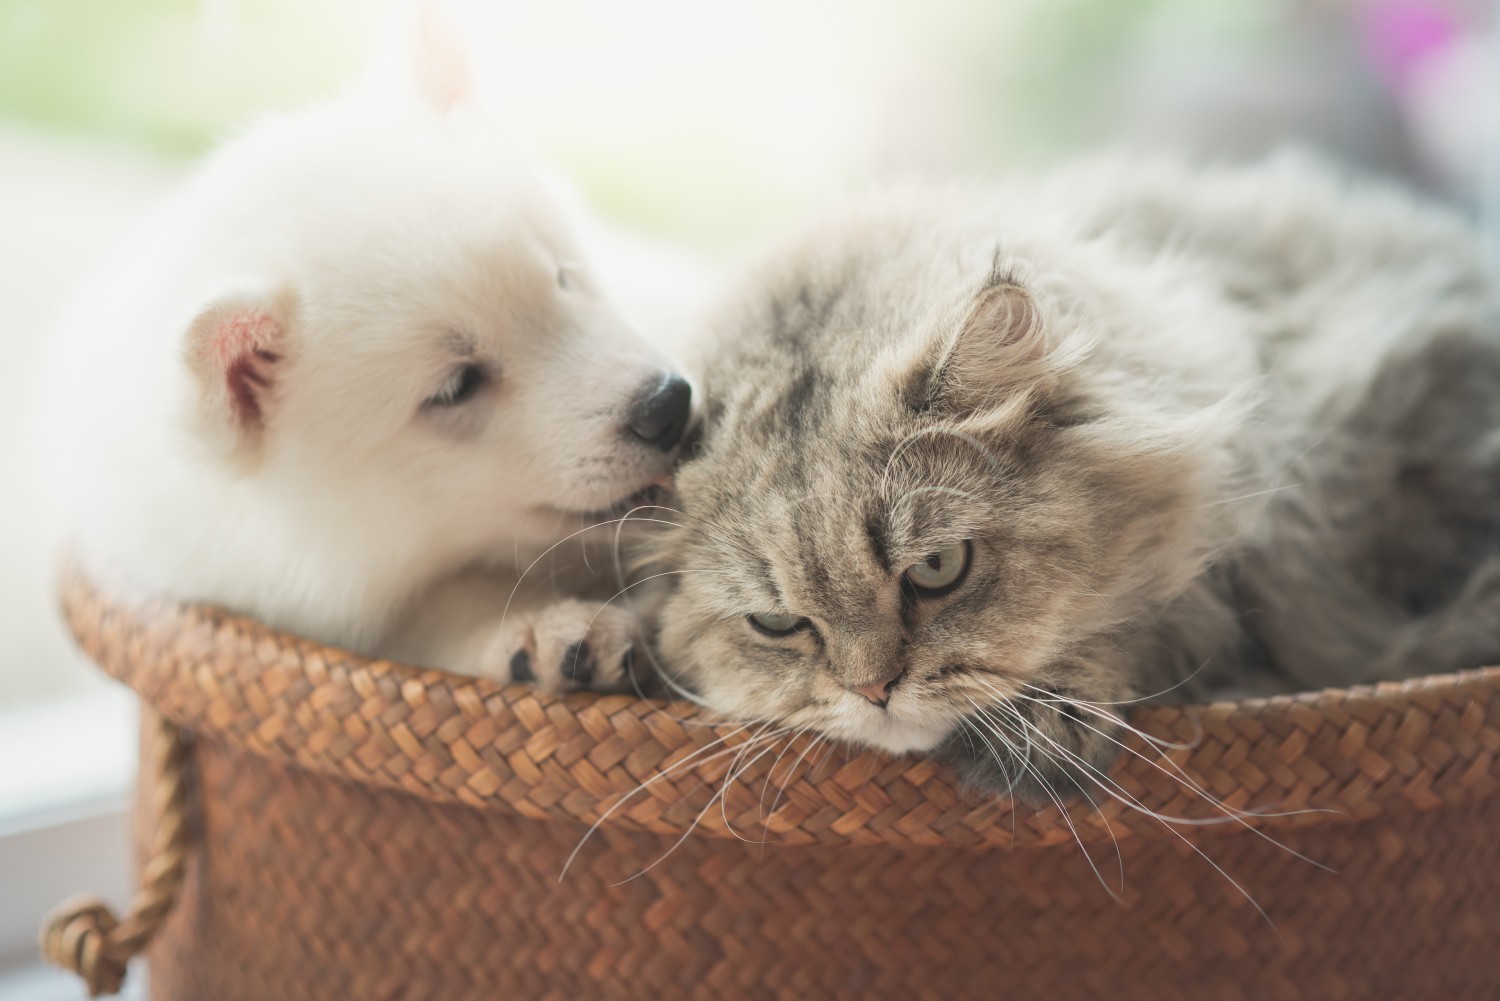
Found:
[482,600,645,695]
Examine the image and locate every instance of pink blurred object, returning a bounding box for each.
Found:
[1362,0,1460,88]
[1356,0,1495,194]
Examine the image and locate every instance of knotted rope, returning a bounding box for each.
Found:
[40,714,194,997]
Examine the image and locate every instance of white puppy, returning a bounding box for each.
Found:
[49,10,694,691]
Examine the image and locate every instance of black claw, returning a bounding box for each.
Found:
[509,648,534,684]
[562,640,594,686]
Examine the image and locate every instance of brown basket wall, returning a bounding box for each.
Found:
[43,565,1500,1000]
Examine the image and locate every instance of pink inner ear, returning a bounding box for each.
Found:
[975,284,1041,349]
[214,310,281,427]
[415,3,473,113]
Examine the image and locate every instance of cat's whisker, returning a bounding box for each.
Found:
[810,735,840,778]
[1043,562,1107,600]
[502,514,697,634]
[1004,681,1326,826]
[965,699,1124,899]
[761,732,829,841]
[559,721,763,880]
[972,679,1249,823]
[1018,658,1220,746]
[966,708,1098,852]
[975,678,1267,827]
[960,719,1018,798]
[631,702,739,729]
[608,505,682,590]
[615,522,759,589]
[985,704,1127,891]
[962,718,1021,798]
[1003,691,1338,871]
[1010,694,1223,795]
[961,715,1027,798]
[611,773,734,886]
[978,668,1210,754]
[1056,708,1338,870]
[581,567,737,675]
[877,427,937,496]
[629,628,716,710]
[1015,682,1198,751]
[989,700,1281,934]
[649,669,714,709]
[1189,482,1301,510]
[1198,422,1336,518]
[621,503,767,570]
[1105,667,1215,707]
[879,425,1010,500]
[719,716,784,826]
[885,485,999,537]
[950,723,1018,836]
[608,728,791,885]
[758,721,817,816]
[1042,563,1120,622]
[718,726,796,845]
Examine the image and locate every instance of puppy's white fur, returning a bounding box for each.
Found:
[49,8,691,684]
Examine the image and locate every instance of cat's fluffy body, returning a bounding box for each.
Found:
[654,152,1500,799]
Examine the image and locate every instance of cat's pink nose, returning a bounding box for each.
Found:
[850,672,903,708]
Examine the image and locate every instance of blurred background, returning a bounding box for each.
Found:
[0,0,1496,991]
[4,0,1499,702]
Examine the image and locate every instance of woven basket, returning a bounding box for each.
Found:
[41,563,1500,1000]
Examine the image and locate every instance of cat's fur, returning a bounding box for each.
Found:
[651,152,1500,802]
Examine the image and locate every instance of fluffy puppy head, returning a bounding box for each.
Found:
[177,2,693,566]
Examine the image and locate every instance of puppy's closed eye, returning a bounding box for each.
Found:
[424,363,490,409]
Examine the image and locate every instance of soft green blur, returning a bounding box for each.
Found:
[0,0,1289,245]
[0,0,376,154]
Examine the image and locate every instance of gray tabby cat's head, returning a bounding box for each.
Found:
[652,191,1253,800]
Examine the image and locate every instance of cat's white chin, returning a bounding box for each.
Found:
[841,713,950,755]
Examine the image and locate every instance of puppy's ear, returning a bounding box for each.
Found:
[411,0,474,114]
[365,1,481,115]
[182,289,296,457]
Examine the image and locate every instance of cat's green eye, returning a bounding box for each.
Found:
[903,541,972,597]
[747,612,810,637]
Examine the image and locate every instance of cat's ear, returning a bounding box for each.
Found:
[901,278,1053,413]
[945,278,1049,395]
[182,287,297,458]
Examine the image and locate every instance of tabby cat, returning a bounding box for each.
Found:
[647,153,1500,802]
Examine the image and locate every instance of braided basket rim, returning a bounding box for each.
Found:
[60,560,1500,850]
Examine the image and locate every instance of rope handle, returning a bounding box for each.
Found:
[40,714,194,997]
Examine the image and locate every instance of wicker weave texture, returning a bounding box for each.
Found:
[138,717,1500,1001]
[57,566,1500,999]
[63,566,1500,847]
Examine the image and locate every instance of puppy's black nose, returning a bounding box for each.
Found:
[627,374,692,451]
